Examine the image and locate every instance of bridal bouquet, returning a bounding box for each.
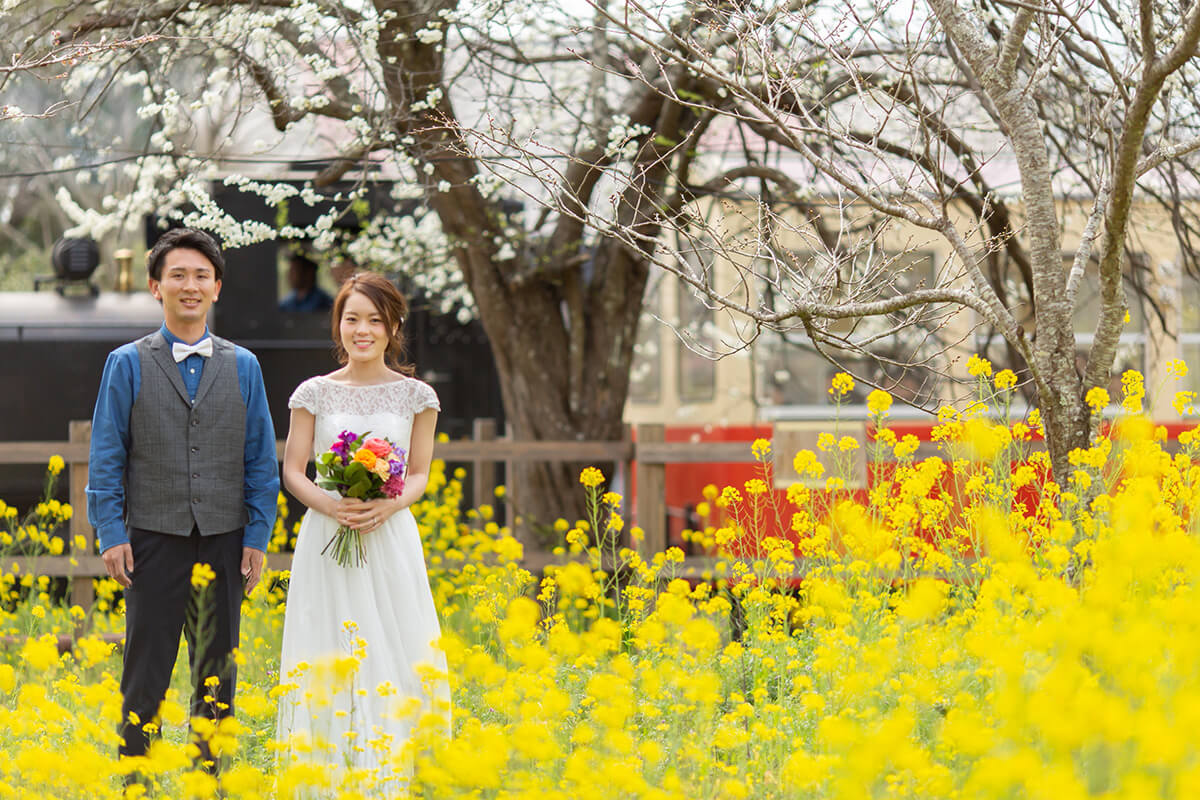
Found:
[315,430,406,567]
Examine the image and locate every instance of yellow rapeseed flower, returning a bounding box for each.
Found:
[866,389,892,417]
[1085,387,1110,413]
[894,434,920,459]
[793,449,824,478]
[829,372,855,398]
[1121,369,1145,414]
[994,369,1018,390]
[19,634,59,672]
[744,478,768,496]
[1173,390,1196,416]
[579,467,605,488]
[897,578,948,622]
[966,353,993,378]
[191,562,217,590]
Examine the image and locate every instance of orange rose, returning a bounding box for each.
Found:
[363,437,393,459]
[352,448,377,469]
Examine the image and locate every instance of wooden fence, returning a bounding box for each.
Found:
[0,420,762,610]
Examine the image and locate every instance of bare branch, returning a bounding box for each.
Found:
[312,143,380,188]
[996,7,1035,85]
[1065,181,1110,307]
[1139,0,1154,76]
[1,34,159,76]
[1137,133,1200,176]
[1086,0,1200,392]
[236,52,305,131]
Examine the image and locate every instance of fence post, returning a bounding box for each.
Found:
[67,420,94,615]
[472,418,496,510]
[504,420,516,525]
[635,424,666,556]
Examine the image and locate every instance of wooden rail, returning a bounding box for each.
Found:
[0,421,766,612]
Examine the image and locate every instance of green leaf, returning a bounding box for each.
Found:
[344,462,367,483]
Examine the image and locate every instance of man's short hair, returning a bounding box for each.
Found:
[147,228,225,281]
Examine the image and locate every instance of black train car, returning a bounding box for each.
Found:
[0,179,503,514]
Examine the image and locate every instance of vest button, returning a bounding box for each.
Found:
[192,473,199,479]
[191,418,200,426]
[190,447,199,454]
[192,498,200,504]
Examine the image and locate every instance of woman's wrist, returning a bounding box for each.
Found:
[324,496,341,518]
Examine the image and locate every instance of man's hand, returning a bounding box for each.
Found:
[102,543,135,588]
[241,547,265,593]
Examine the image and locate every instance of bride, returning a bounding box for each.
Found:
[275,271,448,786]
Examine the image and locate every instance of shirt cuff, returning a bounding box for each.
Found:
[242,525,269,553]
[96,523,129,554]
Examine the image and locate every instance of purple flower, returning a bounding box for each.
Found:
[389,456,405,476]
[331,430,360,462]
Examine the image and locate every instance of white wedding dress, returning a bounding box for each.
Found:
[276,375,449,785]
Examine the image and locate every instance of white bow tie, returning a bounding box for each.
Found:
[172,339,213,362]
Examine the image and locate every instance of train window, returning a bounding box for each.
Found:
[630,276,663,404]
[676,244,716,404]
[754,248,944,411]
[278,251,337,313]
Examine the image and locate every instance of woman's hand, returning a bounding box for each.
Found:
[332,497,401,534]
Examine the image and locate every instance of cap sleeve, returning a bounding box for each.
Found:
[288,378,319,414]
[416,380,440,413]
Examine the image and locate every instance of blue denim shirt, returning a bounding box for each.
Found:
[86,324,279,553]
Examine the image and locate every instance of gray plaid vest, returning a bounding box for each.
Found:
[126,331,248,536]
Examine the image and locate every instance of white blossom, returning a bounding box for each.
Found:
[415,26,444,45]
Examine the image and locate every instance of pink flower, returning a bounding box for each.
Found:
[363,437,393,459]
[383,472,406,498]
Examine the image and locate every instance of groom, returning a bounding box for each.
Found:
[86,227,279,764]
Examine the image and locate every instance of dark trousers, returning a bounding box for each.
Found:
[119,526,243,760]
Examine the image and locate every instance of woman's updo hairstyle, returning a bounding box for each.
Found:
[330,272,414,375]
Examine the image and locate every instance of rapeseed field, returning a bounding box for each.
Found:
[3,368,1200,798]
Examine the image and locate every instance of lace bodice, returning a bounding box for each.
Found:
[288,375,440,460]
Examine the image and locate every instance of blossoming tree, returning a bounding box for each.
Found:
[3,0,754,527]
[0,18,159,288]
[13,0,1200,503]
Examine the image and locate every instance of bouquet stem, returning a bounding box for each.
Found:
[322,525,366,568]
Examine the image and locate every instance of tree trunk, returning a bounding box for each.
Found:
[375,0,673,547]
[1036,372,1090,484]
[476,281,643,546]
